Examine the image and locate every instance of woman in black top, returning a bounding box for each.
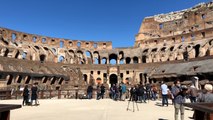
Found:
[22,85,29,106]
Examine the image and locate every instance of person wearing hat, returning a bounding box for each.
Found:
[201,84,213,102]
[190,84,213,119]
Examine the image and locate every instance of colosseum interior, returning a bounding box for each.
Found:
[0,2,213,99]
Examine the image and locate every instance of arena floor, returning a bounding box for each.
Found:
[1,99,193,120]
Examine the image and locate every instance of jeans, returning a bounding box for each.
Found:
[162,94,168,106]
[174,103,185,120]
[87,92,92,99]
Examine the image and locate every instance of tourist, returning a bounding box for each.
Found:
[189,83,213,119]
[197,83,213,103]
[152,84,158,101]
[22,85,29,106]
[96,84,101,100]
[161,81,168,106]
[31,83,38,106]
[87,85,93,99]
[137,84,146,103]
[188,83,198,103]
[121,82,126,101]
[100,84,105,99]
[171,80,187,120]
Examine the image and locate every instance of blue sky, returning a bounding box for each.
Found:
[0,0,210,48]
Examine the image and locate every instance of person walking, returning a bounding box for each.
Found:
[161,81,168,107]
[171,80,187,120]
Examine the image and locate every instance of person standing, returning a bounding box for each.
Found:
[22,85,29,106]
[161,81,168,106]
[121,82,127,101]
[31,83,38,105]
[188,83,198,103]
[96,84,101,100]
[171,80,186,120]
[87,85,93,99]
[100,84,105,99]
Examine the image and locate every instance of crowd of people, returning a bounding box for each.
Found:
[85,76,213,120]
[86,82,159,102]
[21,77,212,119]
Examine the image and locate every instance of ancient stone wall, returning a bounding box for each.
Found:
[0,2,213,96]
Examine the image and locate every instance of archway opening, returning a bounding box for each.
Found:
[40,54,46,63]
[194,44,200,58]
[109,54,117,65]
[109,74,117,86]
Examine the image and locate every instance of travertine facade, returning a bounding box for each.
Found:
[0,2,213,97]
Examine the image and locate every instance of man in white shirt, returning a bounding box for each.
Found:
[161,81,168,106]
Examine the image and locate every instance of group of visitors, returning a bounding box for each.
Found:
[159,76,213,120]
[86,83,106,100]
[22,83,39,106]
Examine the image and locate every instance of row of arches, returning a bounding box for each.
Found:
[1,32,213,64]
[3,74,65,86]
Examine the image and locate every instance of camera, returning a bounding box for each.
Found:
[181,85,188,91]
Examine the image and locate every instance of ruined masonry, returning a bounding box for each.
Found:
[0,2,213,99]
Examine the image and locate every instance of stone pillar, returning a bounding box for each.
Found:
[117,59,120,64]
[131,58,133,64]
[138,58,141,63]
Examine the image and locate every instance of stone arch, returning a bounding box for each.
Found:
[194,44,200,58]
[13,50,20,59]
[50,77,56,85]
[40,54,46,63]
[3,48,9,57]
[133,56,138,63]
[101,57,107,64]
[139,73,143,84]
[119,58,124,64]
[109,74,117,86]
[142,55,147,63]
[58,78,64,85]
[77,50,84,64]
[83,74,88,83]
[160,47,167,52]
[51,48,57,55]
[125,57,131,64]
[6,75,13,85]
[85,50,93,64]
[34,45,40,50]
[68,49,75,57]
[151,48,158,53]
[25,76,31,84]
[169,46,175,51]
[22,52,27,59]
[143,49,149,54]
[42,76,48,83]
[109,53,117,65]
[16,75,23,83]
[58,55,65,63]
[93,51,100,64]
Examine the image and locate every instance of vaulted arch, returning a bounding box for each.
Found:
[109,53,117,65]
